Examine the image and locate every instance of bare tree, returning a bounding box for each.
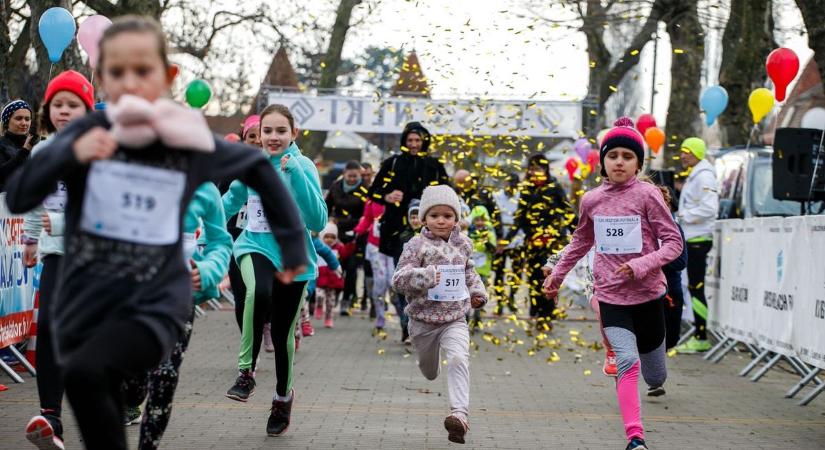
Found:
[795,0,825,92]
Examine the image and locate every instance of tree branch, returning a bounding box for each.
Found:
[599,6,661,97]
[79,0,119,17]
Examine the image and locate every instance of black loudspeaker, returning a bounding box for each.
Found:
[772,128,825,201]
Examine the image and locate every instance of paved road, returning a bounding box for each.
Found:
[2,304,824,449]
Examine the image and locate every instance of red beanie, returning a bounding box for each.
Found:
[44,70,95,110]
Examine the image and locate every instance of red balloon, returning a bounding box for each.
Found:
[636,114,657,136]
[766,48,799,102]
[565,157,578,181]
[587,149,600,170]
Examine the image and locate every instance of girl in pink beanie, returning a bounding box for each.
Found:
[544,117,683,450]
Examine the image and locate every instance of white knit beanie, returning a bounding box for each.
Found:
[418,185,462,219]
[321,222,338,239]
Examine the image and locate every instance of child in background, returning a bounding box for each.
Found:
[395,199,422,343]
[315,222,354,328]
[544,117,683,450]
[300,235,340,341]
[468,205,496,328]
[5,16,308,449]
[392,185,487,444]
[355,199,387,330]
[22,70,95,450]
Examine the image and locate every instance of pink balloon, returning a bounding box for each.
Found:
[78,15,112,69]
[574,138,591,161]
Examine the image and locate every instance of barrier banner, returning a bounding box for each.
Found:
[0,193,36,348]
[793,215,825,369]
[752,217,799,356]
[705,222,723,331]
[714,219,757,344]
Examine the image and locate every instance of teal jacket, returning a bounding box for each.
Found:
[186,182,233,304]
[222,142,327,281]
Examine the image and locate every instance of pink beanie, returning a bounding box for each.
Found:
[599,116,645,176]
[242,114,260,139]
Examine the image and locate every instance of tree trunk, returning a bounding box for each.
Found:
[662,0,704,168]
[717,0,774,146]
[0,0,12,102]
[300,0,361,159]
[796,0,825,93]
[28,0,86,112]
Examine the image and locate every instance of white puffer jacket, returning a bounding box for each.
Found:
[678,158,719,240]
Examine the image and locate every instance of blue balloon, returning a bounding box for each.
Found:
[38,7,76,64]
[700,85,729,126]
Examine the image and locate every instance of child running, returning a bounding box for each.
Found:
[221,103,327,436]
[543,117,683,450]
[4,16,308,450]
[354,198,387,330]
[392,185,487,444]
[315,222,354,328]
[468,205,496,328]
[22,70,94,450]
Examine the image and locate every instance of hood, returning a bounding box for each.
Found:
[400,121,431,154]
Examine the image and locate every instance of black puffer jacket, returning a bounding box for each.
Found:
[325,178,367,239]
[0,132,30,192]
[368,122,449,258]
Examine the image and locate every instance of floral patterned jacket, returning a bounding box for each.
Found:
[392,225,488,324]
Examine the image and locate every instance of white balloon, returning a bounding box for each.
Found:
[801,107,825,129]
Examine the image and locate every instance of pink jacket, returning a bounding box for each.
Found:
[354,200,384,247]
[548,176,683,305]
[392,225,487,324]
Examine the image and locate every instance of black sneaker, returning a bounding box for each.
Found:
[226,369,256,402]
[25,413,64,450]
[266,390,294,436]
[647,385,666,397]
[123,406,142,426]
[626,436,648,450]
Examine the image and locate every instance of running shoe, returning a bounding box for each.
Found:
[301,320,315,337]
[324,318,334,328]
[340,309,351,317]
[675,337,711,354]
[647,385,666,397]
[266,390,294,436]
[443,414,469,444]
[314,305,323,320]
[626,436,648,450]
[226,369,256,402]
[25,414,64,450]
[263,322,275,353]
[603,350,618,377]
[123,406,142,426]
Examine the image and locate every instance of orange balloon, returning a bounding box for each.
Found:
[644,127,665,154]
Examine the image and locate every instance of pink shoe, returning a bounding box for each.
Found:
[314,306,323,320]
[324,318,334,328]
[603,349,618,377]
[301,320,315,337]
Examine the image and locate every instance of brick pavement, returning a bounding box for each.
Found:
[1,305,824,449]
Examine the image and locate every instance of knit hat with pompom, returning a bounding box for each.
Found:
[599,116,645,176]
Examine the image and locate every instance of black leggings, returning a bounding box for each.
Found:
[526,250,555,319]
[63,320,163,450]
[687,241,712,340]
[664,283,685,349]
[229,256,246,331]
[240,253,307,396]
[35,255,63,416]
[492,248,520,312]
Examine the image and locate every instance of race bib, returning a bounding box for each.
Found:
[182,232,197,265]
[235,203,248,229]
[245,194,270,233]
[427,265,469,302]
[80,160,185,245]
[43,181,67,211]
[471,252,487,268]
[594,215,643,254]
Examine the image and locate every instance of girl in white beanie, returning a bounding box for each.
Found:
[392,185,487,444]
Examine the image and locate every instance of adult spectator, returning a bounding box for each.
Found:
[368,121,449,260]
[504,154,574,326]
[326,160,368,314]
[361,162,375,189]
[453,169,501,234]
[492,173,522,314]
[675,137,718,354]
[1,100,34,192]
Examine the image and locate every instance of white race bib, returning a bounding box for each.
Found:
[427,265,469,302]
[182,232,197,265]
[43,181,67,211]
[80,160,185,245]
[594,215,643,254]
[245,194,270,233]
[471,252,487,268]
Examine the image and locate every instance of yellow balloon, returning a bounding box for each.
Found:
[748,88,775,124]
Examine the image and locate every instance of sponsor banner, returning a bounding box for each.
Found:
[266,92,582,138]
[0,193,37,347]
[715,219,757,344]
[793,215,825,369]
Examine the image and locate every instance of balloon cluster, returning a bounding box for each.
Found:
[38,7,211,109]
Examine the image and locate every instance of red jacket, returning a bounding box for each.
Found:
[316,241,355,289]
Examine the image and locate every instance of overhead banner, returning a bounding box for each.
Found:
[0,194,37,348]
[266,92,582,138]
